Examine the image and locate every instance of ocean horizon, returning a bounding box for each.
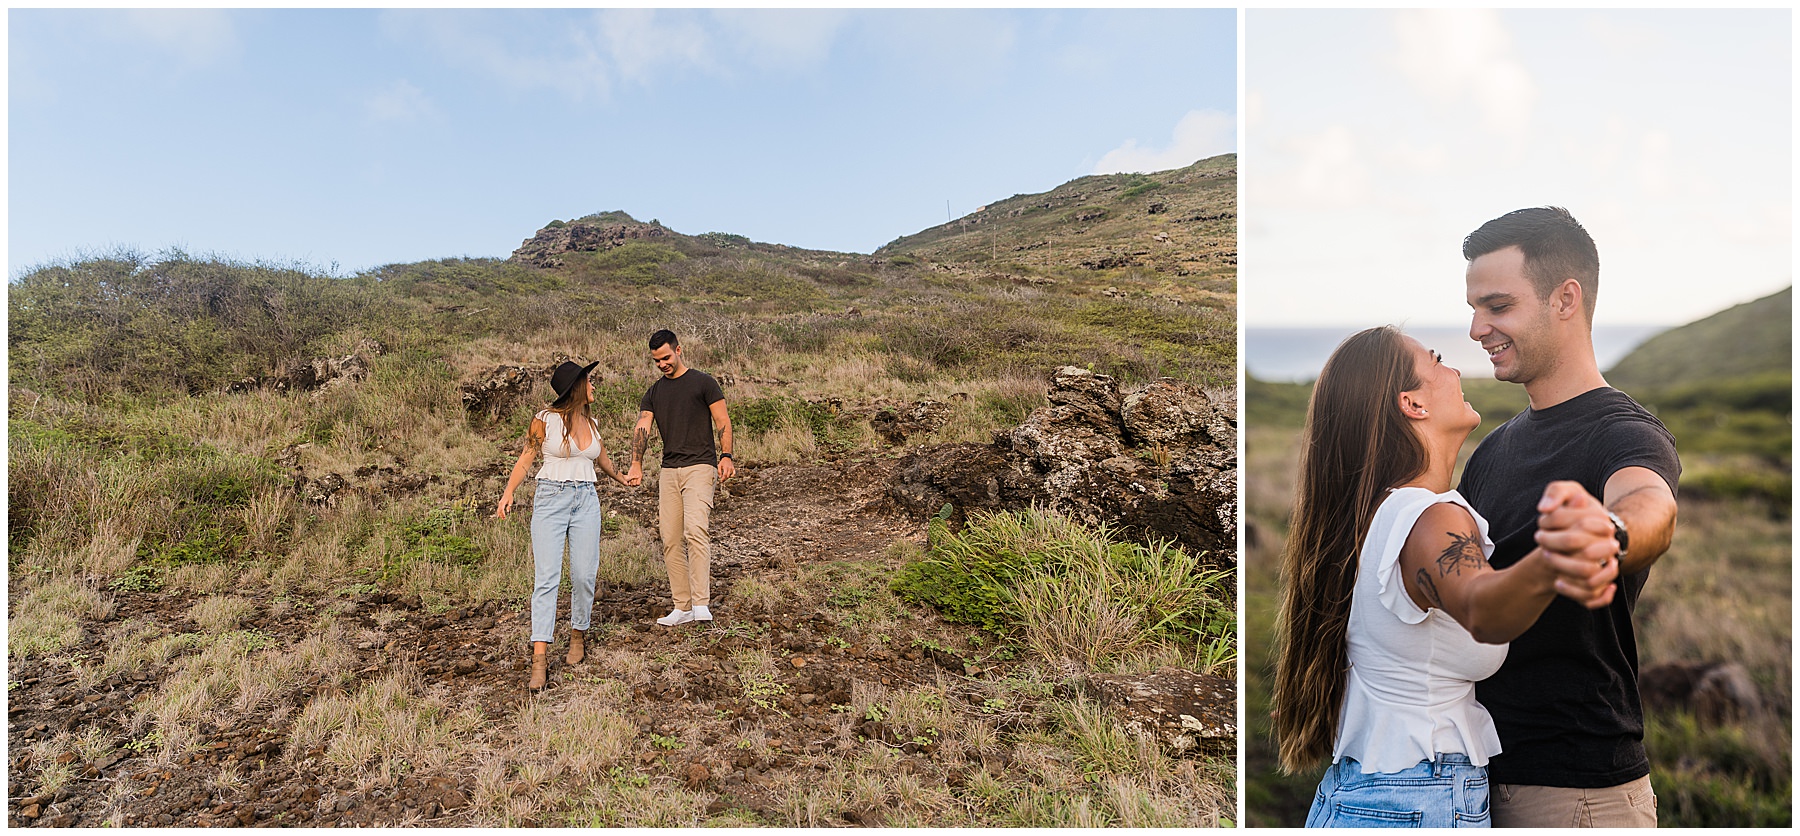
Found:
[1245,325,1672,383]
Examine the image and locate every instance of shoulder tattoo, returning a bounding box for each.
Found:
[1435,530,1485,576]
[1414,568,1443,609]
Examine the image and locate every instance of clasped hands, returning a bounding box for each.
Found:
[1533,481,1622,609]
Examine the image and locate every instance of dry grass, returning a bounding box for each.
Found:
[290,666,481,787]
[187,595,257,632]
[516,695,635,779]
[9,224,1237,826]
[8,576,115,659]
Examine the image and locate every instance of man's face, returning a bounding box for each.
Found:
[650,344,682,378]
[1466,245,1556,385]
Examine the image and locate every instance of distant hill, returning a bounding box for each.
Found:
[1609,287,1791,388]
[876,155,1236,309]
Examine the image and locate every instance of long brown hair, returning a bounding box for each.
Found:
[1272,325,1429,773]
[540,372,600,457]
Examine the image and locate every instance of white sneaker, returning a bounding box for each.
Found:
[691,606,713,622]
[656,608,695,627]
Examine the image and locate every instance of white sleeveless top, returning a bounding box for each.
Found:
[1332,487,1508,774]
[534,411,601,483]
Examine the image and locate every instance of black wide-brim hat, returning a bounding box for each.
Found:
[550,360,601,403]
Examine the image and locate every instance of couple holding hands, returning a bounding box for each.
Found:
[1275,208,1681,827]
[494,329,736,691]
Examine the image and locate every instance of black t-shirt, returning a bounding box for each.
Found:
[1458,387,1680,788]
[639,369,725,469]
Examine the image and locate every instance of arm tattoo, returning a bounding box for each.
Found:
[631,426,649,464]
[1415,568,1444,609]
[1435,531,1485,576]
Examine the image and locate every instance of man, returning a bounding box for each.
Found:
[626,329,736,626]
[1457,207,1681,827]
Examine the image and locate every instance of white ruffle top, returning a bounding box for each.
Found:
[534,411,601,483]
[1332,487,1508,774]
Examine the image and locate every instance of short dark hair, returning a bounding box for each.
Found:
[648,329,679,350]
[1462,206,1600,322]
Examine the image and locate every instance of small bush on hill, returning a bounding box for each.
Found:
[891,508,1232,671]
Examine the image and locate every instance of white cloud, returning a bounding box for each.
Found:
[384,9,849,102]
[106,9,239,69]
[1093,109,1235,174]
[1388,9,1536,140]
[1259,124,1372,210]
[365,80,437,125]
[710,9,848,74]
[596,9,717,84]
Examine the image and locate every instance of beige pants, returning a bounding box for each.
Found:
[1493,775,1657,828]
[658,464,716,610]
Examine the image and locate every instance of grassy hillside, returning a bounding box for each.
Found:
[1609,287,1791,388]
[877,155,1236,380]
[7,160,1237,827]
[1242,302,1791,827]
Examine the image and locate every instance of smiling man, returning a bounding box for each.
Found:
[626,329,736,627]
[1456,207,1681,827]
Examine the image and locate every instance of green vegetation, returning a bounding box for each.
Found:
[892,508,1233,674]
[7,155,1235,827]
[1609,287,1791,387]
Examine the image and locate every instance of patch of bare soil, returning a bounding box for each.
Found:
[7,460,1051,827]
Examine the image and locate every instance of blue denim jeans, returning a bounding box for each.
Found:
[1306,753,1491,828]
[529,479,602,644]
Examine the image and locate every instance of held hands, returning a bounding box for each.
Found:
[1534,481,1620,609]
[624,464,643,488]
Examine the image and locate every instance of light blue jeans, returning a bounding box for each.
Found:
[1306,753,1491,828]
[529,479,602,644]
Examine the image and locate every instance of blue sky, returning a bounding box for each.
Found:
[8,8,1238,276]
[1244,9,1790,328]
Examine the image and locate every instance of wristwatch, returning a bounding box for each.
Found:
[1605,510,1629,560]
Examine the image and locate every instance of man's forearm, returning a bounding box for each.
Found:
[1612,486,1677,575]
[631,426,649,465]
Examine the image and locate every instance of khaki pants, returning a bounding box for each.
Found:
[1493,775,1657,828]
[658,464,716,610]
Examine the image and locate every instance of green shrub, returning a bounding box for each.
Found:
[891,508,1232,668]
[732,396,856,452]
[381,506,485,582]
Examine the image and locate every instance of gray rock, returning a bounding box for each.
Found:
[1086,667,1235,758]
[886,367,1236,559]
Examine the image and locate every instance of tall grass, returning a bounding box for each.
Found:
[892,508,1234,676]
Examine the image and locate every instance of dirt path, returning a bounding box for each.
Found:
[8,461,1046,827]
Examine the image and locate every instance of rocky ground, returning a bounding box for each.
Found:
[9,366,1236,827]
[12,458,1236,827]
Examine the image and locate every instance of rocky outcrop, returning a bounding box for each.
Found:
[510,220,670,268]
[1086,668,1235,759]
[270,339,385,398]
[886,366,1236,561]
[1641,661,1763,726]
[869,400,953,445]
[459,365,538,424]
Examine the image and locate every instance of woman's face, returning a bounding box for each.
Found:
[1401,335,1481,435]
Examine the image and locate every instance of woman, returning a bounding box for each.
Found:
[496,360,631,692]
[1272,326,1620,827]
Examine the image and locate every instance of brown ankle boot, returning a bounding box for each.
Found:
[566,629,586,665]
[528,650,548,691]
